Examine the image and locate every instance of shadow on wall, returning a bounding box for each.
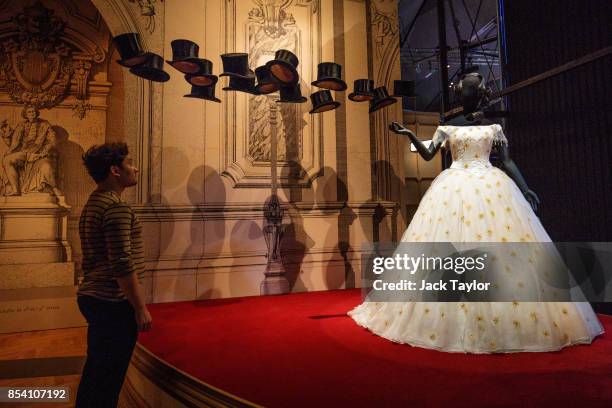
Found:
[196,165,227,299]
[150,146,191,301]
[370,159,404,243]
[54,125,93,209]
[228,214,264,296]
[317,166,357,290]
[279,160,314,292]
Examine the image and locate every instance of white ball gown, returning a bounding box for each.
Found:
[348,124,604,353]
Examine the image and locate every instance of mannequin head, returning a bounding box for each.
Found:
[454,73,490,114]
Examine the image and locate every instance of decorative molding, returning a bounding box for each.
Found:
[370,0,398,60]
[131,200,395,221]
[0,2,108,119]
[222,0,323,189]
[119,375,151,408]
[249,0,294,39]
[368,0,401,202]
[90,0,160,205]
[127,0,163,34]
[129,345,262,408]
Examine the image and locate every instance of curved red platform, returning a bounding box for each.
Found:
[138,289,612,407]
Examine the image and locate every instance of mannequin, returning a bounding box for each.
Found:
[348,72,604,353]
[390,72,540,211]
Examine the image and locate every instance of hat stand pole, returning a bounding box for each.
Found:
[260,96,290,295]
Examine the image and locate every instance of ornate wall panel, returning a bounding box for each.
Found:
[221,0,323,188]
[0,1,111,119]
[367,0,406,238]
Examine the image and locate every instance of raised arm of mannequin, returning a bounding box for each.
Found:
[389,121,443,161]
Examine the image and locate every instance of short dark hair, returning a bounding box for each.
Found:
[82,142,129,183]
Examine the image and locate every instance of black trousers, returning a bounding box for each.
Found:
[76,295,138,408]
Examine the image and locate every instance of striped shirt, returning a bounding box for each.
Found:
[77,190,144,301]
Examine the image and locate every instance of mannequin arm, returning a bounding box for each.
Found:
[389,122,442,161]
[496,144,541,212]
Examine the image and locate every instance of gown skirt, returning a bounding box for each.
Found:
[348,125,604,353]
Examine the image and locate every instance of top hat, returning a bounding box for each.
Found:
[114,33,147,68]
[368,86,396,113]
[184,84,221,103]
[220,53,255,79]
[129,52,170,82]
[223,76,259,95]
[266,49,299,85]
[184,59,218,87]
[254,65,279,95]
[277,84,307,103]
[348,79,375,102]
[309,90,340,114]
[311,62,347,91]
[391,80,415,97]
[166,39,202,74]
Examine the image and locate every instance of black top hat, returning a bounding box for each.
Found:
[277,84,307,103]
[223,76,259,95]
[348,79,375,102]
[129,53,170,82]
[184,84,221,103]
[266,49,299,85]
[184,59,218,87]
[220,53,255,79]
[309,90,340,114]
[391,80,415,97]
[114,33,147,68]
[311,62,347,91]
[368,86,397,113]
[254,65,279,95]
[166,39,202,74]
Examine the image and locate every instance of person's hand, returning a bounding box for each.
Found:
[524,189,540,212]
[135,306,152,332]
[389,121,409,135]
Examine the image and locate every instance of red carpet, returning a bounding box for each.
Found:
[139,290,612,407]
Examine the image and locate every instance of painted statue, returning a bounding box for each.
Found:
[1,105,61,196]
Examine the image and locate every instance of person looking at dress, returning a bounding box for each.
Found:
[76,142,151,407]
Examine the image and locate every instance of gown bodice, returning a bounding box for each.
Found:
[433,124,507,174]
